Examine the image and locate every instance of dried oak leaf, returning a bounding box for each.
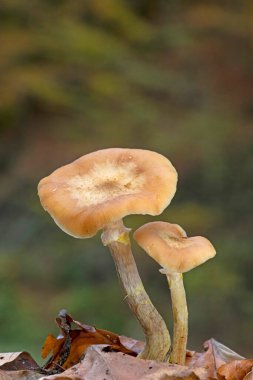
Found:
[186,339,245,379]
[39,344,209,380]
[217,359,253,380]
[42,311,137,371]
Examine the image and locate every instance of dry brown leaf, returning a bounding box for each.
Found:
[0,352,43,379]
[0,369,41,380]
[39,344,208,380]
[42,310,137,372]
[187,339,244,379]
[141,367,208,380]
[217,359,253,380]
[244,370,253,380]
[42,335,65,360]
[0,352,39,371]
[119,335,145,355]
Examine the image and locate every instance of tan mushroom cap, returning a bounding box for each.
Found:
[133,221,216,273]
[38,148,177,238]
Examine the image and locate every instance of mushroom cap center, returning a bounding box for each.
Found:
[66,160,145,207]
[159,234,189,249]
[157,229,190,249]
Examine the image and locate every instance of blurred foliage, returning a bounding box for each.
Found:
[0,0,253,361]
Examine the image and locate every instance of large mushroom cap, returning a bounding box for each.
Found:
[38,148,177,238]
[134,221,216,273]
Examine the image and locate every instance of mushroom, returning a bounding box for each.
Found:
[38,148,178,361]
[133,221,216,365]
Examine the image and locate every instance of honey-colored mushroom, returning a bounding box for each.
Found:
[38,148,178,361]
[134,221,216,365]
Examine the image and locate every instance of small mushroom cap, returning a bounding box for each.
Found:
[133,221,216,273]
[38,148,177,238]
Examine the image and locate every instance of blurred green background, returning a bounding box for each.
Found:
[0,0,253,362]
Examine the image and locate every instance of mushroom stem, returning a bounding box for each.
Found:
[165,272,188,365]
[102,219,171,361]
